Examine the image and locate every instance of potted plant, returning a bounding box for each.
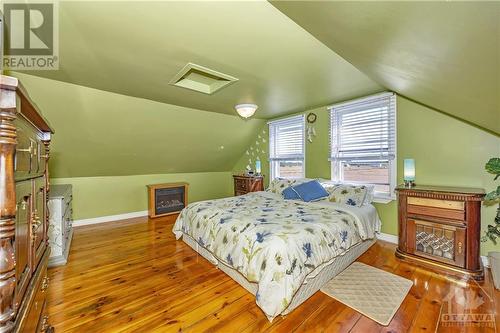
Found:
[484,157,500,244]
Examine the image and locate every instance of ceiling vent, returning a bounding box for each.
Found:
[169,63,238,95]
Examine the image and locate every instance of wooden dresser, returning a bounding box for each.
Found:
[233,175,264,196]
[48,184,73,267]
[0,75,54,332]
[395,185,485,280]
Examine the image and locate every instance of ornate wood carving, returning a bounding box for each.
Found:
[0,75,54,332]
[395,184,485,280]
[42,140,50,246]
[0,86,18,332]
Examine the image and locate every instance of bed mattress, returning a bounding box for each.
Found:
[173,191,381,320]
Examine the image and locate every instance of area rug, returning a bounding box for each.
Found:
[320,262,413,326]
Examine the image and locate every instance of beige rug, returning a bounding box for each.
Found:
[320,262,413,326]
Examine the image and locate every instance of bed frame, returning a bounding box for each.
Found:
[181,233,376,319]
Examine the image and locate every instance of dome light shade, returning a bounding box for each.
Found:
[235,104,258,118]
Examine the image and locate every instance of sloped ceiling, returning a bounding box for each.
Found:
[19,1,381,119]
[14,73,265,178]
[271,1,500,135]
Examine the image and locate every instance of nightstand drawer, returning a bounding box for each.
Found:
[407,204,465,221]
[407,197,464,210]
[235,179,247,191]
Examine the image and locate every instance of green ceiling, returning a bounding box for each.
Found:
[7,1,499,179]
[14,73,265,178]
[18,1,381,119]
[271,1,500,135]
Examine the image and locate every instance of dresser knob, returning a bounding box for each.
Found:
[41,276,49,292]
[457,241,463,254]
[40,315,54,332]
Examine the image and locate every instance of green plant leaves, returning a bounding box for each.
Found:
[485,157,500,180]
[485,186,500,201]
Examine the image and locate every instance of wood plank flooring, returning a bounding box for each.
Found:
[48,216,499,332]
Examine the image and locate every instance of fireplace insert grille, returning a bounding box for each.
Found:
[155,188,185,215]
[147,183,188,218]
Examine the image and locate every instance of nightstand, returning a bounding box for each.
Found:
[395,185,485,280]
[233,175,264,196]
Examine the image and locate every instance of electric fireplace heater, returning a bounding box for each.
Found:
[147,182,189,218]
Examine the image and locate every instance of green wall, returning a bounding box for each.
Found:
[9,74,264,221]
[235,96,500,255]
[233,125,270,186]
[52,172,233,221]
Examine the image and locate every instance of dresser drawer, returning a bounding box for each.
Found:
[19,257,49,332]
[32,177,47,272]
[14,114,46,180]
[15,181,33,308]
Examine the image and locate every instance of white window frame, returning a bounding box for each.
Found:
[268,115,306,180]
[329,92,397,203]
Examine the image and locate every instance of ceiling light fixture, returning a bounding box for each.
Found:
[235,104,258,118]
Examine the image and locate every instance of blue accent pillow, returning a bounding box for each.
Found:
[282,186,301,200]
[292,180,329,202]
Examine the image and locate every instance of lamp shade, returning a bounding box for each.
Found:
[235,104,258,118]
[403,159,416,182]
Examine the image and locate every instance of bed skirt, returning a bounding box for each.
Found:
[181,233,376,318]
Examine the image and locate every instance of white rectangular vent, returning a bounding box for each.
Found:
[169,63,238,95]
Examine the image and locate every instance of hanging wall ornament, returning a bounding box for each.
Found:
[306,112,317,143]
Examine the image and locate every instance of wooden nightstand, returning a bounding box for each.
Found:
[395,185,485,280]
[233,175,264,196]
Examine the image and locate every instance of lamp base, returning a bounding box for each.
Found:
[404,180,415,188]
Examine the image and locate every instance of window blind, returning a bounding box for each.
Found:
[329,92,396,162]
[269,115,305,161]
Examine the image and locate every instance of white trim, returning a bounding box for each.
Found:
[377,232,490,268]
[327,91,395,110]
[377,232,399,244]
[329,93,397,199]
[373,196,394,204]
[267,114,304,125]
[73,210,148,227]
[269,114,306,180]
[482,255,490,268]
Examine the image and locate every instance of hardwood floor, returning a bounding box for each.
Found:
[48,216,499,332]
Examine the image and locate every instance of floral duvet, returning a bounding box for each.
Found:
[172,191,379,320]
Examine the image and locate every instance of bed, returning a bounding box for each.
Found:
[172,188,381,321]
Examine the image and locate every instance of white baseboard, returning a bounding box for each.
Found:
[377,232,398,244]
[73,210,148,227]
[482,255,490,268]
[377,232,490,268]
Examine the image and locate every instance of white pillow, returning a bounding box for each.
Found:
[318,181,374,206]
[266,178,313,195]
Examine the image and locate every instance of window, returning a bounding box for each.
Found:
[269,115,305,180]
[329,92,396,201]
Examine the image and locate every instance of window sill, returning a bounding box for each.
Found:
[373,196,395,204]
